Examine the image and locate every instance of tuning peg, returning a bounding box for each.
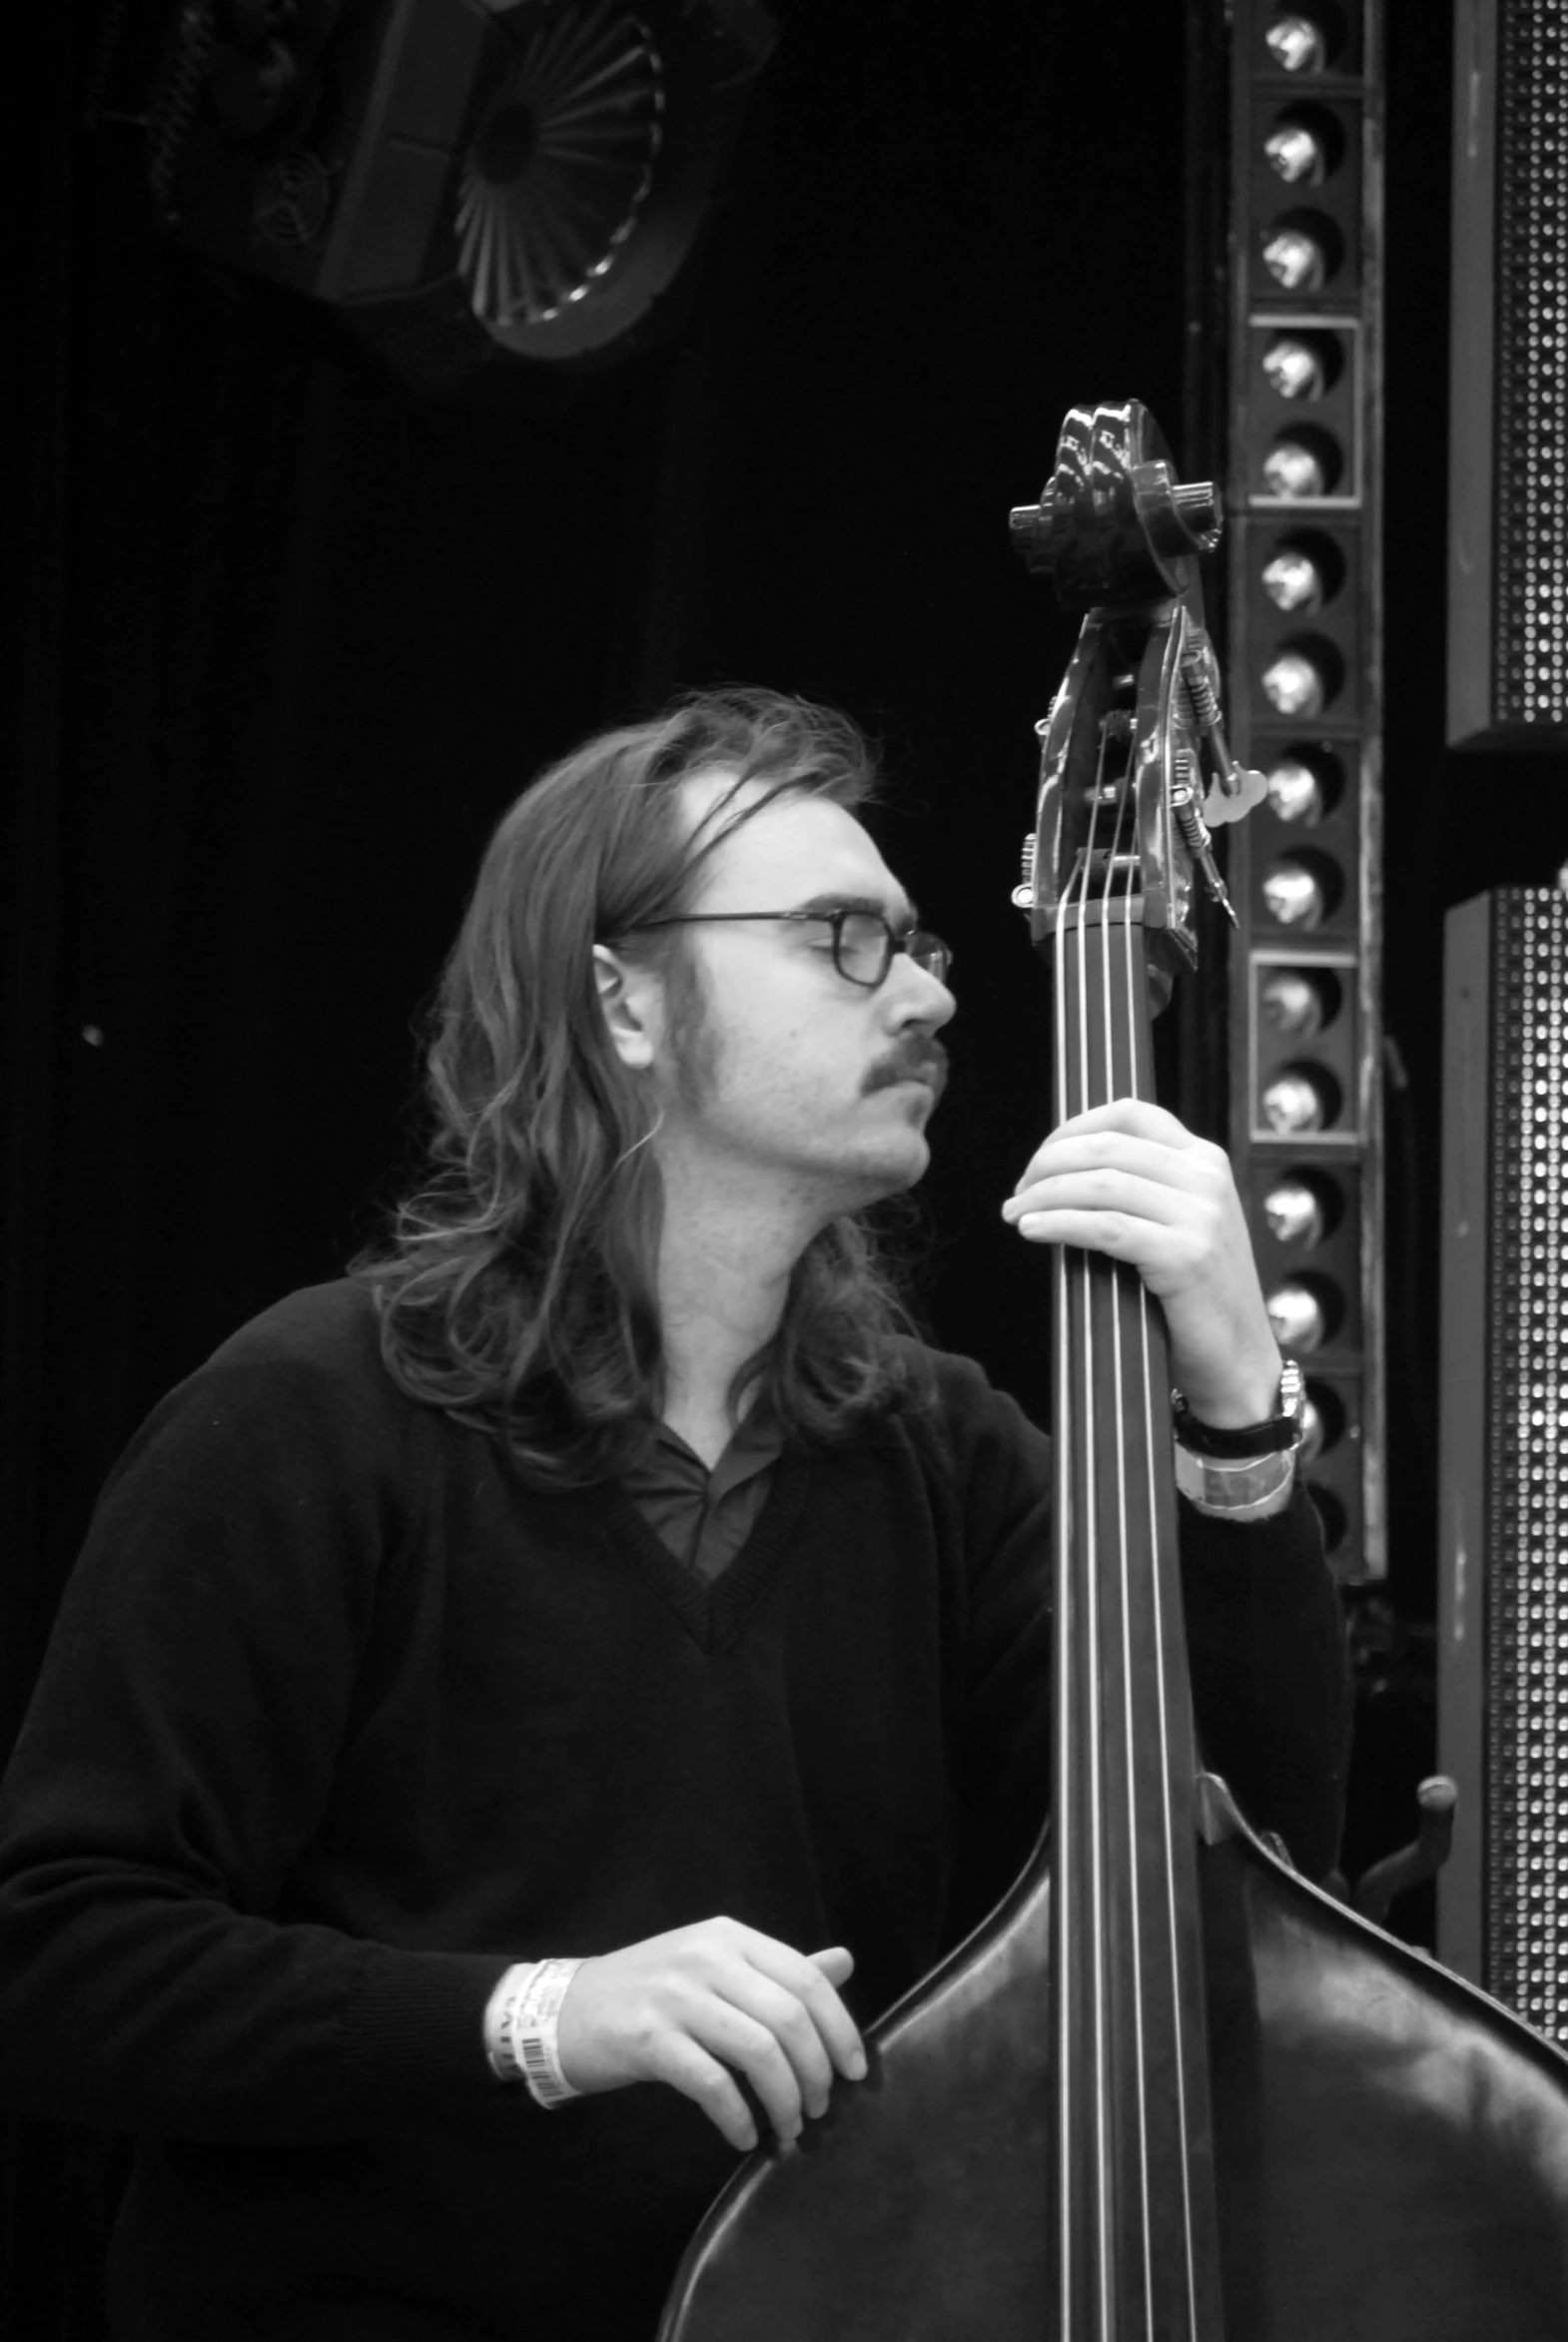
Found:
[1179,627,1263,824]
[1134,468,1223,560]
[1202,764,1268,827]
[1171,754,1238,927]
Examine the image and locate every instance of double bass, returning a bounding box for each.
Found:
[657,403,1568,2339]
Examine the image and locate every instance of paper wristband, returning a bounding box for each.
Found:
[484,1958,584,2107]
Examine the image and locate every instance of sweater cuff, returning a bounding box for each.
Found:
[342,1946,518,2120]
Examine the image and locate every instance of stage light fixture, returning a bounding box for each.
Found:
[1262,546,1328,611]
[1263,1171,1331,1247]
[1266,118,1330,183]
[1265,752,1335,824]
[1261,851,1341,927]
[1261,646,1328,715]
[1249,948,1359,1139]
[1262,432,1344,499]
[455,8,665,334]
[1265,1273,1340,1351]
[1259,966,1337,1037]
[107,0,778,399]
[1262,1064,1343,1135]
[1260,860,1324,926]
[1265,16,1331,75]
[1215,0,1382,1568]
[1264,105,1345,184]
[1262,221,1332,292]
[1262,335,1330,398]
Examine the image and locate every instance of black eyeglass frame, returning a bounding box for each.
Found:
[616,909,953,991]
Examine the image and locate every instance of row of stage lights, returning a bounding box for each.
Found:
[1226,4,1381,1569]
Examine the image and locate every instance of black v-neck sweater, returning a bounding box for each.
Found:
[0,1281,1347,2340]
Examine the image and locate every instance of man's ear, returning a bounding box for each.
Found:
[592,944,660,1071]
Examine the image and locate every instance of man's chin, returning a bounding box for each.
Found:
[846,1133,930,1205]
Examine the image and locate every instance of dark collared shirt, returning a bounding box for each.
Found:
[619,1420,785,1582]
[624,1418,1294,1582]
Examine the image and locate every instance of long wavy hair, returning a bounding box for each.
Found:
[357,687,929,1487]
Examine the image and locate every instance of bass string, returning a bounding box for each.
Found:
[1096,706,1163,2331]
[1060,680,1144,2331]
[1051,888,1073,2318]
[1053,679,1107,2325]
[1059,664,1202,2334]
[1133,628,1203,2326]
[1082,698,1117,2334]
[1062,683,1100,2313]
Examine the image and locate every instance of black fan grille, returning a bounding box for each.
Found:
[456,0,664,329]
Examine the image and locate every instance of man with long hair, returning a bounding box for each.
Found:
[0,689,1346,2340]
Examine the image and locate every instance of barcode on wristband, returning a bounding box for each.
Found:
[492,1955,583,2107]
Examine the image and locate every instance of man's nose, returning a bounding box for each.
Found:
[886,956,956,1030]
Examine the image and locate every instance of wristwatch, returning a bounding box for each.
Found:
[1171,1357,1305,1458]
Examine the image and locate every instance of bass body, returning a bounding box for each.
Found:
[657,1806,1568,2341]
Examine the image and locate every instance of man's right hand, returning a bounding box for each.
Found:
[554,1918,866,2151]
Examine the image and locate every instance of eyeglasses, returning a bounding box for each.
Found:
[622,908,953,991]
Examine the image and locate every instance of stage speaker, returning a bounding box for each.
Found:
[1438,886,1568,2034]
[1448,0,1568,748]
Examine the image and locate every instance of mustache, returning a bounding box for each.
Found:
[862,1039,951,1100]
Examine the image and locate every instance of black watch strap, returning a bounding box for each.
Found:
[1172,1358,1304,1458]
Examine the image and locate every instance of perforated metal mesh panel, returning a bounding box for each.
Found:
[1449,0,1568,746]
[1482,894,1568,2029]
[1493,4,1568,731]
[1440,889,1568,2020]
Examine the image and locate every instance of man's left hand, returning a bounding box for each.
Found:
[1003,1098,1282,1428]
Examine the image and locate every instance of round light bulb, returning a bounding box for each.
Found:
[1262,337,1327,400]
[1261,650,1326,717]
[1260,1072,1324,1134]
[1262,226,1327,293]
[1265,15,1328,74]
[1266,1278,1329,1351]
[1262,857,1328,926]
[1265,122,1327,184]
[1262,1173,1327,1247]
[1262,548,1326,611]
[1266,756,1326,825]
[1262,439,1330,498]
[1260,971,1328,1037]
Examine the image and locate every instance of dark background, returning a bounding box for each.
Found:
[6,0,1567,2330]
